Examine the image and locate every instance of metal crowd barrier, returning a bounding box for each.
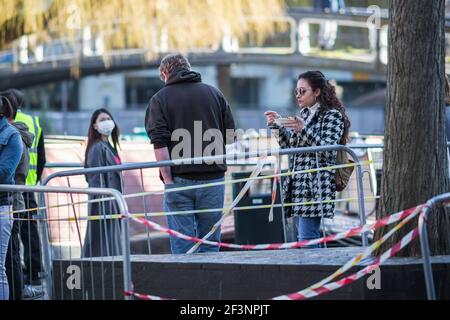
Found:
[3,145,447,300]
[0,184,132,300]
[419,192,450,300]
[43,145,370,248]
[40,140,448,256]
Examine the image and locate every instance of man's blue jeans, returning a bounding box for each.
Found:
[0,206,12,300]
[296,216,322,249]
[164,177,224,254]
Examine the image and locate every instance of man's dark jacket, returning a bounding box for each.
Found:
[145,67,236,180]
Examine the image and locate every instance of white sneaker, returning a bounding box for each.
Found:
[22,285,45,300]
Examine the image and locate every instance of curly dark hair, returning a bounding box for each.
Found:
[298,71,351,144]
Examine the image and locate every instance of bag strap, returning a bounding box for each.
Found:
[319,109,346,146]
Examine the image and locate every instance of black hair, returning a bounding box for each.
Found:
[298,70,351,144]
[7,89,24,110]
[0,94,14,119]
[85,108,120,166]
[0,89,21,119]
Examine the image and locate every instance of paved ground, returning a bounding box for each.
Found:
[86,247,450,266]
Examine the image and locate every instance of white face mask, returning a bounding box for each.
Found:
[96,120,115,136]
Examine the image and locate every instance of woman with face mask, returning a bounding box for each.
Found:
[83,108,122,258]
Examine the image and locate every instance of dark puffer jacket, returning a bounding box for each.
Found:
[0,116,22,206]
[11,121,34,210]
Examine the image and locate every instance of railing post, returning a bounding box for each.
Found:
[418,193,450,300]
[0,185,133,301]
[343,146,368,246]
[109,189,133,301]
[418,204,436,300]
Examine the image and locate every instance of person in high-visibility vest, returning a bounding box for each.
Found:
[0,92,23,300]
[7,89,46,299]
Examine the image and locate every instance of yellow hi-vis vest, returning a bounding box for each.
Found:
[14,111,42,185]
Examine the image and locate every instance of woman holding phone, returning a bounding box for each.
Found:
[264,71,350,246]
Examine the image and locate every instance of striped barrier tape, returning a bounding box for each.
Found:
[124,290,171,300]
[0,195,380,223]
[126,207,423,301]
[127,159,370,199]
[268,155,280,223]
[130,204,422,251]
[186,157,268,253]
[126,194,379,217]
[126,226,420,301]
[0,159,370,217]
[271,204,424,300]
[273,225,421,300]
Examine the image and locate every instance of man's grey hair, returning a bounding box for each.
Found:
[159,53,191,75]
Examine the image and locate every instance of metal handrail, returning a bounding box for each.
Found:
[0,184,132,301]
[418,192,450,300]
[43,145,369,246]
[0,9,395,67]
[42,143,388,169]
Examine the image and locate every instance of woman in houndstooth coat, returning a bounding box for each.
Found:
[265,71,351,243]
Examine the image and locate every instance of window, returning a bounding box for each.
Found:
[125,77,164,109]
[339,81,386,104]
[22,81,79,111]
[231,78,261,109]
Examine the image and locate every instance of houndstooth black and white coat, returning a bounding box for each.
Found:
[270,106,344,218]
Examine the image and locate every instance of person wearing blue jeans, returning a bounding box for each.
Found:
[146,53,235,254]
[0,206,13,300]
[265,71,351,248]
[295,216,322,249]
[164,177,224,254]
[0,98,23,300]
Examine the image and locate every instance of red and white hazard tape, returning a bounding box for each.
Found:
[126,226,420,301]
[186,158,268,254]
[268,155,280,223]
[271,204,424,300]
[125,205,424,301]
[130,205,422,251]
[124,290,171,300]
[126,223,421,301]
[273,226,420,300]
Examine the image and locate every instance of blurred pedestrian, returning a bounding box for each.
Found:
[314,0,345,50]
[0,95,22,300]
[7,89,46,299]
[1,91,34,300]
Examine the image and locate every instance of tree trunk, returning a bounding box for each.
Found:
[375,0,450,257]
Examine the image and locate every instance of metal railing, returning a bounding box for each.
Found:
[4,145,448,300]
[0,10,396,69]
[0,184,132,300]
[43,145,369,247]
[419,192,450,300]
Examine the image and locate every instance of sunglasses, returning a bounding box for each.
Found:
[294,88,310,97]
